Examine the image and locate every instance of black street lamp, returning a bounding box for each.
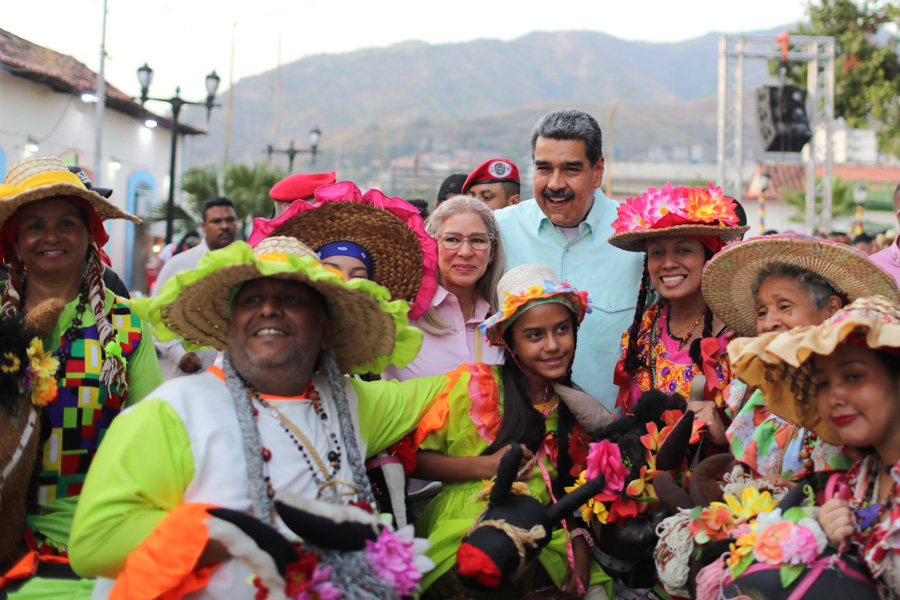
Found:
[266,127,322,172]
[138,62,220,244]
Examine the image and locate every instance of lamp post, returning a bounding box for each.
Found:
[758,168,771,234]
[137,63,220,244]
[266,128,321,172]
[853,181,868,236]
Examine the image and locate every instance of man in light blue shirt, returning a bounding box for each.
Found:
[494,109,644,410]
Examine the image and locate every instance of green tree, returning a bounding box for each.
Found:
[776,0,900,155]
[150,163,287,239]
[780,176,857,223]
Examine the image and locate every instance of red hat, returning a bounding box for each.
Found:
[462,159,519,194]
[269,171,337,202]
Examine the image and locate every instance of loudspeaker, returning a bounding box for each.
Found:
[754,85,812,153]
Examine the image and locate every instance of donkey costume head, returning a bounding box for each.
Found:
[454,444,606,591]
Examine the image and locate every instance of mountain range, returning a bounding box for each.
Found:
[183,26,797,195]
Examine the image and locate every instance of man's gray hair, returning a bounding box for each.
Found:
[530,109,604,166]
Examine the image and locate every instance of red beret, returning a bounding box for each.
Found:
[462,159,519,194]
[269,171,336,202]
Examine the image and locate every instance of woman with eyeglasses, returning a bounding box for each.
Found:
[382,195,507,381]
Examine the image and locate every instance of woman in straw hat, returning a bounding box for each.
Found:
[382,194,507,381]
[729,296,900,596]
[0,155,162,553]
[70,237,442,599]
[704,233,900,481]
[410,264,614,599]
[609,183,748,448]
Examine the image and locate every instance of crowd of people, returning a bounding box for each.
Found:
[1,107,900,600]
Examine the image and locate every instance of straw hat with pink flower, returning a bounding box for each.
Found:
[607,183,749,254]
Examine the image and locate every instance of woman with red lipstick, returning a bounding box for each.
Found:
[703,234,900,481]
[0,156,162,555]
[382,195,507,381]
[729,296,900,596]
[410,264,615,599]
[609,184,748,450]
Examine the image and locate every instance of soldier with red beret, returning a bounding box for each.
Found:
[270,171,337,216]
[462,158,521,211]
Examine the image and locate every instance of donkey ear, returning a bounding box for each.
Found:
[656,410,694,471]
[774,482,808,511]
[546,474,606,523]
[274,495,380,551]
[489,444,524,507]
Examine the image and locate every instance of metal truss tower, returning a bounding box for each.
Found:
[717,35,835,234]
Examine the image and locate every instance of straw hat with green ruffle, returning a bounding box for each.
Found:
[131,236,422,375]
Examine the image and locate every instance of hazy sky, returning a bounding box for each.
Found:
[6,0,808,101]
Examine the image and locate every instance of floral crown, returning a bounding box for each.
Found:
[480,279,592,347]
[611,182,739,234]
[1,337,58,408]
[566,410,706,525]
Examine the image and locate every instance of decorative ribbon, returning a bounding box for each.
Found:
[613,356,632,414]
[104,339,126,371]
[699,337,725,402]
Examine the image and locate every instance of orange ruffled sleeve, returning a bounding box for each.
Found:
[108,503,218,600]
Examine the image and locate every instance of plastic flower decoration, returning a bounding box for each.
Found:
[611,182,739,234]
[724,488,828,588]
[24,338,58,407]
[365,525,434,596]
[481,280,592,341]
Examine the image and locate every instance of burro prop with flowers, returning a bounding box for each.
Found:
[565,391,706,588]
[203,493,434,600]
[454,444,607,591]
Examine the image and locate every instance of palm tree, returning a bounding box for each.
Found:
[150,163,287,239]
[779,176,857,224]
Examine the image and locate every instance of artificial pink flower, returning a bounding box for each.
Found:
[779,524,819,565]
[292,565,341,600]
[364,526,432,596]
[584,440,629,494]
[644,183,689,222]
[611,201,652,233]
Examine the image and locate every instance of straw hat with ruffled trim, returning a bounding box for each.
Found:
[247,181,438,320]
[480,264,592,347]
[0,155,140,228]
[728,296,900,445]
[703,233,900,337]
[130,236,423,375]
[607,183,748,253]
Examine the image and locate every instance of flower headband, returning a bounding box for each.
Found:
[611,182,739,234]
[480,279,592,347]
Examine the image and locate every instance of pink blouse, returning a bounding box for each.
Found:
[381,286,505,382]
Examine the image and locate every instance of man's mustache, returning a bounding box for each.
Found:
[542,188,575,201]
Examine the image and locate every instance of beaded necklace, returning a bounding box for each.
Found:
[853,456,898,534]
[248,381,354,502]
[55,280,89,379]
[663,306,706,349]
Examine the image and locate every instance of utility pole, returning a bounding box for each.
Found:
[92,0,108,186]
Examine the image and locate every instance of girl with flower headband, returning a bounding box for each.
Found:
[409,264,615,599]
[609,183,748,451]
[729,296,900,598]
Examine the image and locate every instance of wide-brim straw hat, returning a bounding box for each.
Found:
[0,155,140,228]
[728,296,900,445]
[131,236,423,375]
[248,181,437,319]
[703,233,900,337]
[480,264,592,347]
[608,224,749,253]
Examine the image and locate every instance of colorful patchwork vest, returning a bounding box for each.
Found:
[38,297,142,502]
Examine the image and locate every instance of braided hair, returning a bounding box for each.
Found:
[86,239,126,388]
[0,251,25,317]
[623,254,651,374]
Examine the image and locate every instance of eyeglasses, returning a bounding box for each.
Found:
[435,232,494,251]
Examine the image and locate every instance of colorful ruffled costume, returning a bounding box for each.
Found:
[615,303,733,416]
[412,362,611,595]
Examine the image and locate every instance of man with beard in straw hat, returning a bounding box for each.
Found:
[67,236,449,599]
